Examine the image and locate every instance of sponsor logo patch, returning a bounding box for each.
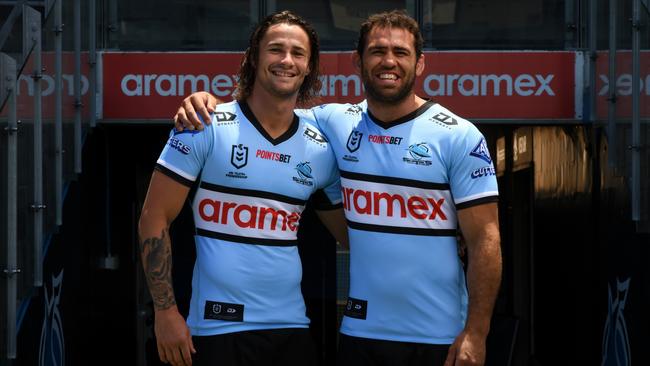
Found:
[204,301,244,322]
[214,111,237,122]
[167,137,191,155]
[368,134,403,145]
[255,149,291,164]
[345,105,363,115]
[471,166,496,179]
[304,127,328,145]
[470,138,492,164]
[344,297,367,319]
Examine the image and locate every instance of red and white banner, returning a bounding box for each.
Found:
[102,51,578,120]
[596,50,650,119]
[0,52,90,119]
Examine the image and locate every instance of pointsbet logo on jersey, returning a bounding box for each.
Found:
[293,162,314,186]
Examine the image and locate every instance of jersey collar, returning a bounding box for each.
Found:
[366,100,435,129]
[238,100,300,146]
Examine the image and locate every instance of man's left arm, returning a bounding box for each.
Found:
[445,202,502,366]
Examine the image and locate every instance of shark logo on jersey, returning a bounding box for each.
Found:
[346,130,363,152]
[231,144,249,169]
[214,111,237,123]
[293,162,314,186]
[408,143,431,159]
[470,138,492,164]
[403,143,432,166]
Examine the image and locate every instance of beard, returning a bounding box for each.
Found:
[361,66,416,104]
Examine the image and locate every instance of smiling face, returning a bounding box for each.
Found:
[355,26,424,105]
[253,23,311,101]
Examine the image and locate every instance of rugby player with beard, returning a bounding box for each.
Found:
[174,10,501,366]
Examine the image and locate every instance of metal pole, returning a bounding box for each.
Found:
[564,0,576,49]
[631,0,641,221]
[1,52,19,360]
[54,0,63,226]
[588,0,597,124]
[607,0,617,169]
[74,0,82,173]
[28,5,44,287]
[89,0,96,128]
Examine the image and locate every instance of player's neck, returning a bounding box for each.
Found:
[366,93,427,124]
[247,90,298,139]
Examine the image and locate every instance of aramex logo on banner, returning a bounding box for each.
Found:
[102,52,576,120]
[118,72,556,98]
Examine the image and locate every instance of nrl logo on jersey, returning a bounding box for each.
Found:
[346,130,363,153]
[345,105,363,115]
[470,138,492,164]
[231,144,248,169]
[403,143,433,166]
[293,162,314,186]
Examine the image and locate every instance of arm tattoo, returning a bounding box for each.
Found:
[140,229,176,311]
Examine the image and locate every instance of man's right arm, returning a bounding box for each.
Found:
[173,91,220,131]
[139,170,195,366]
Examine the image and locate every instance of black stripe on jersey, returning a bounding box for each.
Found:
[155,164,194,187]
[367,100,435,129]
[347,220,457,237]
[196,228,298,246]
[199,181,307,205]
[456,195,499,210]
[340,170,450,190]
[239,100,299,146]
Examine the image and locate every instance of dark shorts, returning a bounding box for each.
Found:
[337,333,450,366]
[192,328,317,366]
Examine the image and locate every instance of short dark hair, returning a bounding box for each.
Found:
[234,10,321,107]
[356,10,424,59]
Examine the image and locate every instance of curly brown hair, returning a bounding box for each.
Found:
[356,10,423,59]
[234,11,321,108]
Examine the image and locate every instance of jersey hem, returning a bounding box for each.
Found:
[339,329,455,345]
[190,323,309,337]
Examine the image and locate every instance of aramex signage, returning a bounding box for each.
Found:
[102,51,577,120]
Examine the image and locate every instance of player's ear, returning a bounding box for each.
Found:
[415,53,425,76]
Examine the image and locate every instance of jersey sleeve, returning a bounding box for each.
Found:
[155,125,212,187]
[311,148,342,211]
[448,124,499,210]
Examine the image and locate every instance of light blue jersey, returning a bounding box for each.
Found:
[156,100,341,336]
[310,100,498,344]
